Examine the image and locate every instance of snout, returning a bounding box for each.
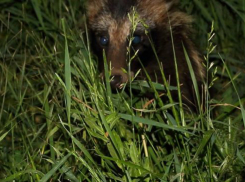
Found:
[110,75,124,89]
[109,69,134,90]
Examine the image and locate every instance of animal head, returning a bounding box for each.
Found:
[86,0,201,91]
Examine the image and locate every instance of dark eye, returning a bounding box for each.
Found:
[132,35,141,45]
[99,36,109,46]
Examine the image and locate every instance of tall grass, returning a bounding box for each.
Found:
[0,0,244,181]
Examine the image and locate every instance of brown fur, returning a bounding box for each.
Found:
[86,0,205,109]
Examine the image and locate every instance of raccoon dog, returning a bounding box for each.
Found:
[86,0,205,109]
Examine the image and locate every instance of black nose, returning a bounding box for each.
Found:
[110,75,123,90]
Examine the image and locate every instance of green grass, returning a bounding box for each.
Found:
[0,0,245,181]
